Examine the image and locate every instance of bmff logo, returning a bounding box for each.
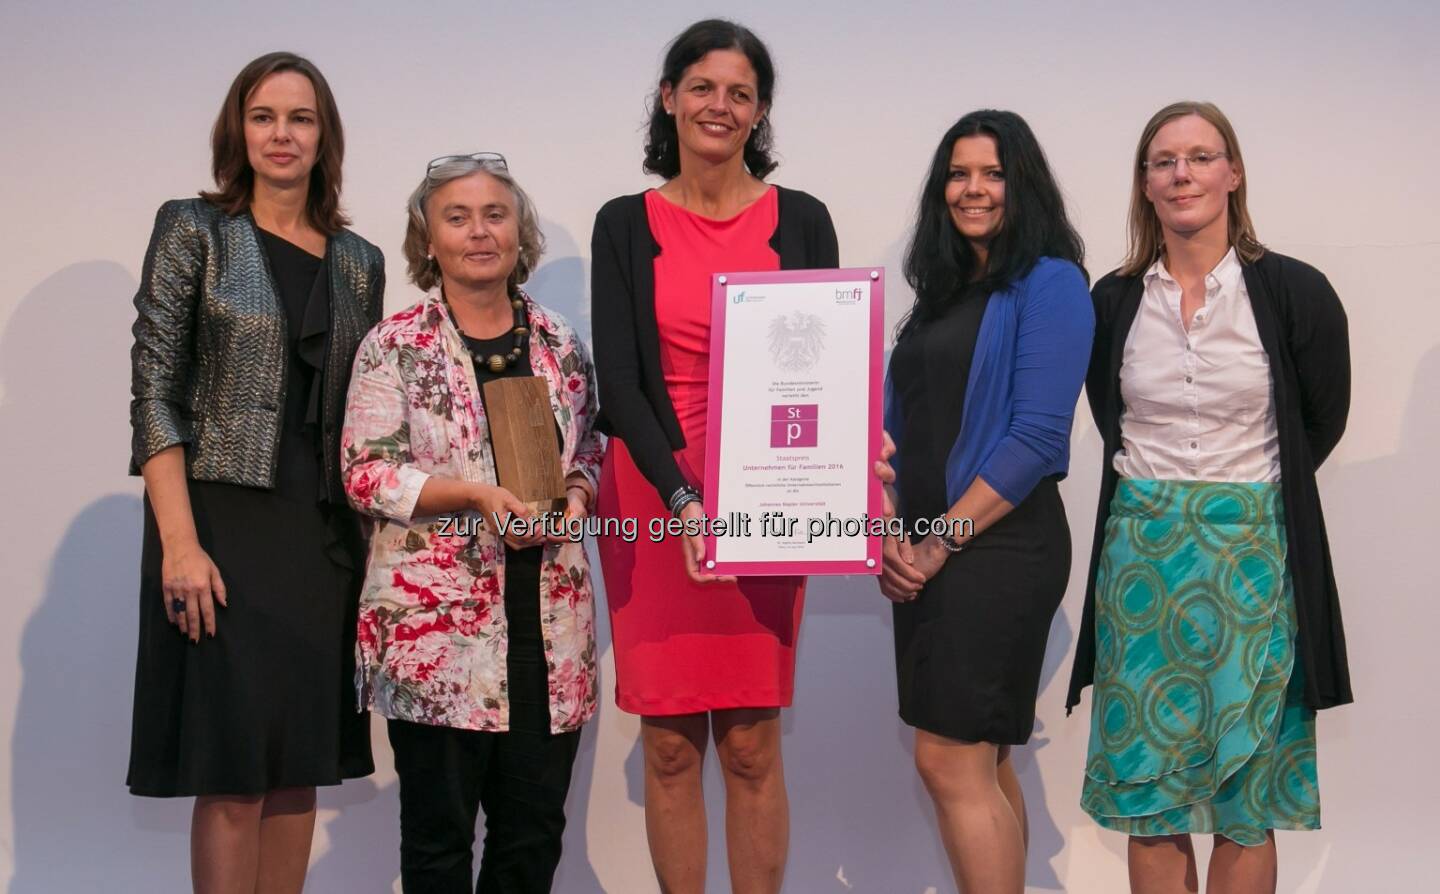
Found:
[834,287,863,304]
[770,404,818,448]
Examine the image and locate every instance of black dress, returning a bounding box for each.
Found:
[889,293,1071,745]
[127,230,373,796]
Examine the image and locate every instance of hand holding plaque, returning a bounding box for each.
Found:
[481,376,566,515]
[702,267,885,576]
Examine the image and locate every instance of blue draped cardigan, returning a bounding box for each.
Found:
[885,257,1094,508]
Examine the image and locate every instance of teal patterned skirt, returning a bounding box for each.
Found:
[1081,479,1320,846]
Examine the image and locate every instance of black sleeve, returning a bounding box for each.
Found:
[809,198,840,267]
[589,205,688,503]
[1284,260,1351,468]
[1083,277,1116,431]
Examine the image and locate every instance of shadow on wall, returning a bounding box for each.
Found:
[3,260,393,891]
[6,262,196,891]
[1302,343,1440,892]
[529,217,590,345]
[306,770,401,892]
[11,492,183,892]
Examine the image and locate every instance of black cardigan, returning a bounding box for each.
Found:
[1065,250,1353,713]
[589,186,840,502]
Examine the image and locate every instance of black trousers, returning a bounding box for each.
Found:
[388,547,581,894]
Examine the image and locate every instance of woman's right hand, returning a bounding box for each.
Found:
[161,539,227,642]
[879,533,924,603]
[680,500,736,585]
[874,428,923,602]
[875,428,899,520]
[471,483,543,550]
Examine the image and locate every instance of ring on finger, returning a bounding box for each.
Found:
[171,597,185,615]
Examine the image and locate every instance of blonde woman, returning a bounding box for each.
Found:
[1067,101,1352,893]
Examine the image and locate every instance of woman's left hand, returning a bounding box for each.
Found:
[546,486,591,544]
[908,535,949,582]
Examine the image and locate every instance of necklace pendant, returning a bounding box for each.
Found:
[487,355,508,373]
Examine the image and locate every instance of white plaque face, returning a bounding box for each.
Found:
[703,268,884,576]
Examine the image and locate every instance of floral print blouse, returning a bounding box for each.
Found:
[341,288,602,733]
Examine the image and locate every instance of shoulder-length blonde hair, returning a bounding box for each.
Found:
[200,51,349,234]
[402,158,545,294]
[1120,100,1264,276]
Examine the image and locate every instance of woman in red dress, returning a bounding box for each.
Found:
[590,19,838,893]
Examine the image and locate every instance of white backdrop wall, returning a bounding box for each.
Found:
[2,1,1436,890]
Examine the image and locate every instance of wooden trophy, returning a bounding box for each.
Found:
[481,376,567,515]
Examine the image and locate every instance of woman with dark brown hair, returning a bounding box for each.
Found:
[126,51,382,892]
[590,18,837,894]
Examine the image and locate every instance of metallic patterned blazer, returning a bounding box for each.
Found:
[129,198,386,499]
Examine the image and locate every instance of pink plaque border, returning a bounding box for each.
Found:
[702,267,885,577]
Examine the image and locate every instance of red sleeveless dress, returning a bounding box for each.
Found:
[596,187,806,715]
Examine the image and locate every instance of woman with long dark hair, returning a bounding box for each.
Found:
[126,52,381,891]
[878,109,1092,893]
[1068,100,1350,894]
[590,18,837,893]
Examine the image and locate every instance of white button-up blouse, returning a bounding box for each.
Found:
[1113,248,1280,484]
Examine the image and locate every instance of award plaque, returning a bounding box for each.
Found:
[701,267,885,576]
[481,376,567,515]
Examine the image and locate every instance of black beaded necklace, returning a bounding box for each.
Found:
[456,295,530,373]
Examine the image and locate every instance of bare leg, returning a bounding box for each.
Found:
[192,795,263,894]
[995,745,1028,850]
[642,713,710,894]
[254,786,317,894]
[1207,833,1276,894]
[1129,834,1199,894]
[712,708,787,894]
[914,730,1024,894]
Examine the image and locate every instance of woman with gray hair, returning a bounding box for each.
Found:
[341,153,603,893]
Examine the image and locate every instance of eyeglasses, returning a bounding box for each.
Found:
[426,152,508,179]
[1142,151,1229,179]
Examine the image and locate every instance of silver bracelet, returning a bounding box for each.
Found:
[667,485,701,517]
[937,531,967,553]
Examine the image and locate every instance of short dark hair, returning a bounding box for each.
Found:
[643,19,778,180]
[200,51,349,234]
[899,109,1085,340]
